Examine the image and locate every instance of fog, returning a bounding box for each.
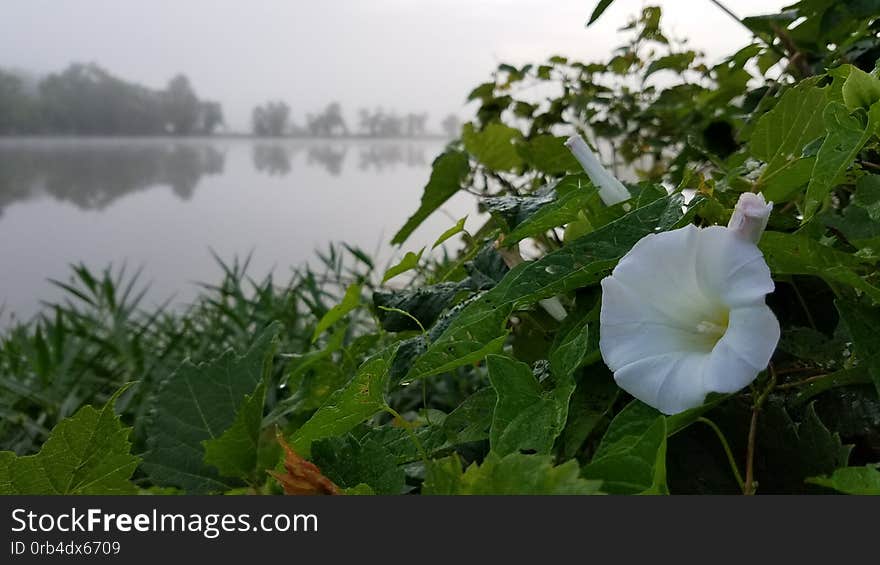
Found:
[1,0,790,131]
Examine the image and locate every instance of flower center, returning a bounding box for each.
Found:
[696,320,727,337]
[693,309,730,348]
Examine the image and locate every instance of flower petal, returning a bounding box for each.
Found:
[607,224,717,324]
[695,226,774,307]
[600,277,719,369]
[613,352,707,415]
[703,304,780,393]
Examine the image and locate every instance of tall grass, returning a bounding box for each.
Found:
[0,244,378,455]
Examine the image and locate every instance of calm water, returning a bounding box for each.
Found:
[0,137,474,324]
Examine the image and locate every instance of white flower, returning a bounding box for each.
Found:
[599,194,780,415]
[565,135,631,206]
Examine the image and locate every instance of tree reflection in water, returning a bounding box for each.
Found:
[0,139,225,215]
[0,139,435,218]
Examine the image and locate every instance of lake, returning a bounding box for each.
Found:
[0,137,475,324]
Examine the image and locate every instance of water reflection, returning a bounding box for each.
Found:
[0,139,224,215]
[251,141,430,177]
[0,138,437,215]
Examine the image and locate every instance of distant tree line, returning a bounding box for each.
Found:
[251,100,460,138]
[0,64,223,135]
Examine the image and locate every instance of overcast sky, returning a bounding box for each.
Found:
[1,0,790,131]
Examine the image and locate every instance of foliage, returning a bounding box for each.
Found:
[4,1,880,495]
[0,63,223,135]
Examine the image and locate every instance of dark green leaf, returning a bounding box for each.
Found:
[644,52,696,77]
[373,282,462,333]
[503,176,598,245]
[836,300,880,395]
[443,388,496,445]
[392,150,470,245]
[587,0,616,26]
[142,323,280,493]
[203,381,266,482]
[311,434,405,495]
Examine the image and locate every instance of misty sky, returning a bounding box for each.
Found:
[1,0,790,131]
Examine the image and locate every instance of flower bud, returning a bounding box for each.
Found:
[565,135,631,206]
[727,192,772,244]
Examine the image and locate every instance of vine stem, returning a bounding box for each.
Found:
[698,417,745,492]
[707,0,790,65]
[775,373,829,390]
[744,367,777,495]
[382,405,429,464]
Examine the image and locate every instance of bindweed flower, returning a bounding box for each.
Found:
[599,193,780,415]
[565,135,631,206]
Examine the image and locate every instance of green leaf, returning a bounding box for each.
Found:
[142,323,280,493]
[759,231,880,303]
[0,386,138,494]
[807,464,880,494]
[202,381,266,482]
[311,434,405,495]
[853,173,880,221]
[432,216,468,249]
[751,78,829,188]
[503,175,598,245]
[804,101,880,221]
[792,366,872,405]
[392,149,470,245]
[462,122,524,171]
[407,193,695,381]
[442,388,496,445]
[312,283,361,342]
[742,10,798,36]
[423,452,602,494]
[289,323,346,387]
[644,52,696,77]
[267,325,348,424]
[587,0,616,26]
[842,66,880,112]
[486,319,588,456]
[753,401,852,492]
[517,135,582,174]
[487,356,568,456]
[560,369,619,458]
[373,282,462,333]
[582,401,669,494]
[382,249,424,283]
[289,344,400,458]
[836,300,880,396]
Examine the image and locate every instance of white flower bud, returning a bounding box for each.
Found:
[728,192,772,244]
[565,135,631,206]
